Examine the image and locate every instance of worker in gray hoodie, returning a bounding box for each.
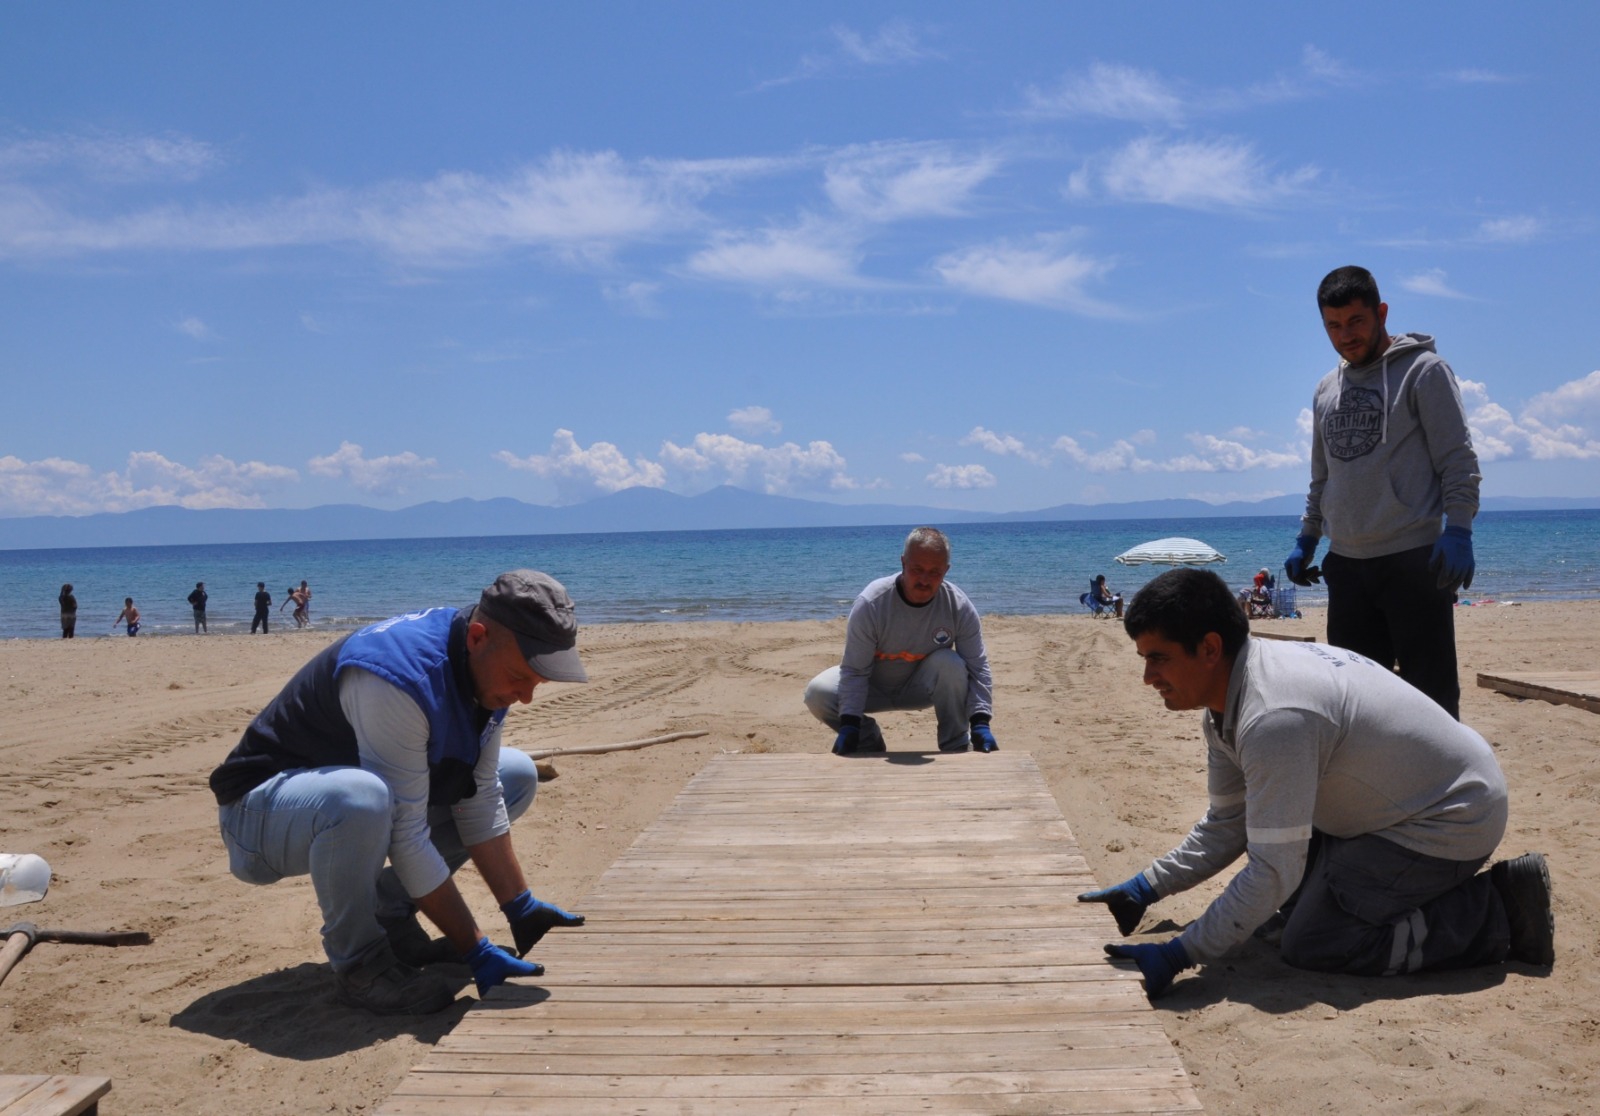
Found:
[1283,266,1481,718]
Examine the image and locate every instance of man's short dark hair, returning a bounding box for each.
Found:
[1317,265,1381,311]
[1123,568,1249,657]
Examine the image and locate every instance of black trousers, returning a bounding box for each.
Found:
[251,608,270,634]
[1322,544,1460,719]
[1281,832,1508,975]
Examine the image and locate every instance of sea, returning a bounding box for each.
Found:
[2,509,1597,640]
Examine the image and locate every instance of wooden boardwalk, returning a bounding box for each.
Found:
[1478,669,1600,714]
[378,753,1202,1115]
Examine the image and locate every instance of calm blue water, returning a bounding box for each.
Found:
[2,510,1595,640]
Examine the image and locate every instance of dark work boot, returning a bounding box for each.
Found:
[1490,852,1555,967]
[335,946,455,1015]
[380,913,456,967]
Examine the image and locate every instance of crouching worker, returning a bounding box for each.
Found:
[1078,567,1553,999]
[209,570,590,1015]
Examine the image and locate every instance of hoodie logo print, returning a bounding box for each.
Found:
[1325,386,1384,460]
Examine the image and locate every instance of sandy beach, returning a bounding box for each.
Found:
[1,602,1596,1114]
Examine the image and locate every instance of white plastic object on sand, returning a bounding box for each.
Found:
[0,853,51,906]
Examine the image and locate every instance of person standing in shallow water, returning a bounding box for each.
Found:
[251,583,272,634]
[188,582,209,634]
[58,583,77,639]
[113,597,141,637]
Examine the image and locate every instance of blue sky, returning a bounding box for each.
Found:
[3,3,1598,518]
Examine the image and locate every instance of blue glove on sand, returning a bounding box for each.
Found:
[1104,938,1193,998]
[1284,534,1322,586]
[501,889,585,957]
[1077,873,1159,936]
[1429,525,1475,592]
[466,937,544,995]
[832,724,861,755]
[970,721,999,753]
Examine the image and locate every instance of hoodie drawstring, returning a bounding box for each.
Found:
[1335,348,1392,445]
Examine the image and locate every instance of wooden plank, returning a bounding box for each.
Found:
[377,753,1201,1116]
[1250,630,1315,642]
[1477,670,1600,714]
[0,1076,111,1116]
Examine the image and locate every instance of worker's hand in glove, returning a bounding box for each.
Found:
[1077,873,1159,936]
[1429,525,1475,592]
[465,937,544,995]
[1284,535,1322,586]
[832,723,861,755]
[1104,938,1192,999]
[501,890,585,957]
[970,720,999,753]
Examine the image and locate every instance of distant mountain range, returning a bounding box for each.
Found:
[1,487,1594,550]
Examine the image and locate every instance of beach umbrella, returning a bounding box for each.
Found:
[1113,537,1227,566]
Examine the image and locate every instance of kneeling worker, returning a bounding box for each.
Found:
[1079,567,1553,998]
[804,526,998,755]
[209,570,589,1014]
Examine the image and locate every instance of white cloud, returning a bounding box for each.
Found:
[1400,268,1475,300]
[824,143,1000,222]
[926,463,996,489]
[1053,430,1305,473]
[686,217,864,288]
[1448,69,1516,84]
[0,131,221,182]
[0,149,723,263]
[1475,215,1543,244]
[1022,62,1187,123]
[934,234,1120,316]
[307,441,438,493]
[960,426,1048,465]
[602,280,663,316]
[899,452,925,463]
[728,405,781,436]
[494,429,666,503]
[762,20,938,89]
[1074,136,1319,210]
[1460,375,1600,461]
[660,432,856,493]
[175,316,213,340]
[299,312,328,334]
[0,451,297,515]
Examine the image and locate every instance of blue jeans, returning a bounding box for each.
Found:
[803,648,972,750]
[218,748,537,971]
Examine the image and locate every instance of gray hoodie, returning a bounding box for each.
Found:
[1300,332,1481,559]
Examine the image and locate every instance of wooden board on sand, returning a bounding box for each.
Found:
[377,752,1203,1115]
[0,1075,110,1116]
[1477,670,1600,715]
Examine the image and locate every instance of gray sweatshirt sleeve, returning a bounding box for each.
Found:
[1301,382,1330,540]
[1171,707,1322,963]
[1414,358,1481,530]
[836,592,881,720]
[954,593,993,719]
[449,720,512,848]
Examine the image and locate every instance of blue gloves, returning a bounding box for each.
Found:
[501,890,585,957]
[465,936,544,995]
[1429,525,1475,592]
[1284,534,1322,586]
[1077,872,1159,936]
[1104,938,1193,998]
[970,721,999,753]
[831,724,861,755]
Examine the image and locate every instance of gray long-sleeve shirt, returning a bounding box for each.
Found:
[1144,638,1507,963]
[837,574,993,721]
[1301,332,1481,558]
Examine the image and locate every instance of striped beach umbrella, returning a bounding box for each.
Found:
[1113,537,1228,566]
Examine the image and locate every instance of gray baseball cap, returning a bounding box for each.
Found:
[475,569,588,683]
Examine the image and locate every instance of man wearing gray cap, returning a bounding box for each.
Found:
[209,570,589,1015]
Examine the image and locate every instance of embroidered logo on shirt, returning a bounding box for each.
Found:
[933,627,952,648]
[1324,386,1384,461]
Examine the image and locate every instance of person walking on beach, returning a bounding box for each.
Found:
[188,582,208,634]
[804,526,998,755]
[251,583,271,634]
[58,583,77,639]
[298,579,312,623]
[1079,568,1552,1000]
[208,570,589,1015]
[112,597,141,637]
[1283,265,1480,719]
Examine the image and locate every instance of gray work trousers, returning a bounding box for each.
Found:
[803,648,972,751]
